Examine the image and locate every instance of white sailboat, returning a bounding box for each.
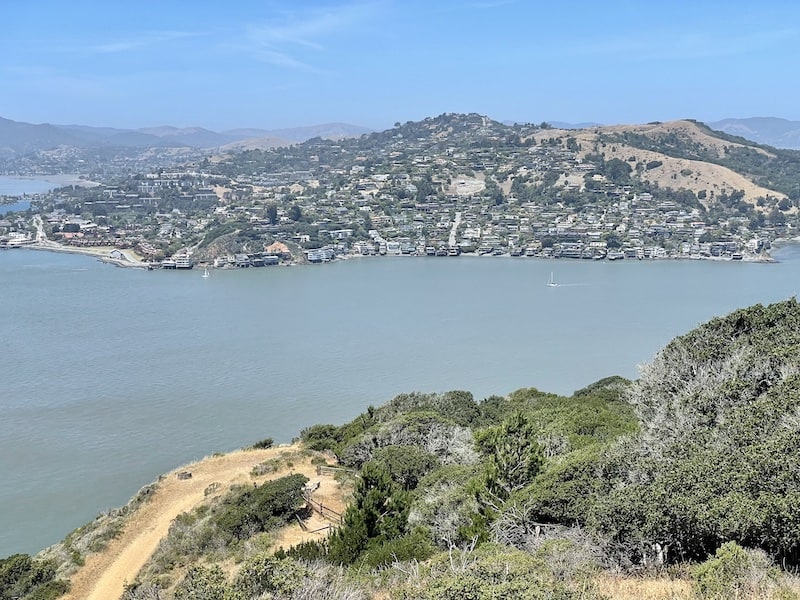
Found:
[202,267,210,278]
[547,272,558,287]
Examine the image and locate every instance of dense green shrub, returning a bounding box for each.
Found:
[300,423,345,452]
[591,300,800,565]
[276,538,329,562]
[232,553,308,598]
[174,564,228,600]
[527,445,607,524]
[380,390,482,427]
[300,391,484,459]
[328,461,410,565]
[692,542,777,599]
[359,527,435,568]
[373,445,440,490]
[216,473,308,541]
[0,554,69,600]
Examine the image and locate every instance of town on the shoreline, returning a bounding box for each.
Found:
[2,114,797,267]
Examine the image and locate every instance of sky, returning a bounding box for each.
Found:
[2,0,799,132]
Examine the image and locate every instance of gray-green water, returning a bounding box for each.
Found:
[2,248,800,556]
[0,176,59,197]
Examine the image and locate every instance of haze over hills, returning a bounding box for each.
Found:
[0,116,372,156]
[707,117,800,150]
[3,113,800,157]
[524,117,800,149]
[3,112,800,216]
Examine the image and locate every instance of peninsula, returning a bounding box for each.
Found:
[2,114,799,267]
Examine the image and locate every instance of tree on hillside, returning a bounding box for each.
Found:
[288,204,302,221]
[266,203,278,225]
[604,158,632,183]
[466,412,545,541]
[476,412,543,503]
[591,300,800,566]
[328,461,410,565]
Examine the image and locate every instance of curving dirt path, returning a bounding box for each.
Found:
[62,444,333,600]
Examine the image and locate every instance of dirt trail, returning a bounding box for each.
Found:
[63,444,337,600]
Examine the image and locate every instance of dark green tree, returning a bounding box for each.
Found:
[604,232,622,249]
[374,445,440,490]
[476,411,544,504]
[605,158,633,182]
[465,412,545,541]
[327,461,410,564]
[266,203,278,225]
[288,205,302,221]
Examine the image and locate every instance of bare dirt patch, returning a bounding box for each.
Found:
[449,175,486,196]
[271,472,350,552]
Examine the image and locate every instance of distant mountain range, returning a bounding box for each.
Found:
[548,121,603,130]
[3,115,800,158]
[706,117,800,150]
[0,117,372,156]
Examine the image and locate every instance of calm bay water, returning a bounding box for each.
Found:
[0,175,54,216]
[2,248,800,556]
[0,175,59,197]
[0,200,31,215]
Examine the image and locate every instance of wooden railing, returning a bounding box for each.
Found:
[316,465,358,477]
[303,489,343,524]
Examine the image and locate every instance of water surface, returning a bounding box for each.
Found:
[1,249,798,555]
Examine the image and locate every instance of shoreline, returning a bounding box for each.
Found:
[0,174,101,200]
[12,241,779,268]
[25,242,150,269]
[1,174,101,187]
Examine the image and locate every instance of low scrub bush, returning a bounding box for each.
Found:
[692,541,777,599]
[216,473,308,542]
[392,543,604,600]
[251,437,274,449]
[0,554,69,600]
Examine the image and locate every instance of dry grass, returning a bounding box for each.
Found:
[595,573,695,600]
[583,141,781,206]
[530,119,786,206]
[596,572,800,599]
[60,444,347,600]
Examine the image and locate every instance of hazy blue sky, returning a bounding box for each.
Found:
[3,1,798,131]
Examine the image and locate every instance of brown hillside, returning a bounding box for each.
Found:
[533,120,785,206]
[61,445,345,600]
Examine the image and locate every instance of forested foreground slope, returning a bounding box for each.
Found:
[5,300,800,599]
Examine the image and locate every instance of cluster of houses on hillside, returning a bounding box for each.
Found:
[3,115,791,265]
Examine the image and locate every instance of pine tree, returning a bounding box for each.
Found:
[328,461,409,564]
